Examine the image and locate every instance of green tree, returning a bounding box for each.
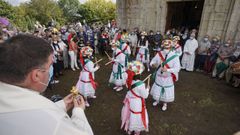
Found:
[13,4,35,31]
[78,4,95,23]
[0,1,30,31]
[58,0,81,22]
[27,0,65,25]
[1,0,66,31]
[0,0,16,20]
[79,0,116,24]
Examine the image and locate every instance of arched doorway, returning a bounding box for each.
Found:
[165,0,205,32]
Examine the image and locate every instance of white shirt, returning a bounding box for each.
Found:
[0,82,94,135]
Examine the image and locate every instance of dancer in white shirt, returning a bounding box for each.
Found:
[121,61,149,135]
[150,40,181,111]
[109,41,128,91]
[76,46,99,107]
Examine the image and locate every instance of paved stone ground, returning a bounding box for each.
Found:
[44,56,240,135]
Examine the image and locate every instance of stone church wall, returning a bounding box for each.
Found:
[117,0,240,43]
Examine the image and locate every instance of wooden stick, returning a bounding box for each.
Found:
[143,74,152,82]
[105,61,113,65]
[147,77,151,87]
[104,51,112,59]
[94,59,103,65]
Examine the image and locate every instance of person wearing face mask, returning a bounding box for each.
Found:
[109,41,128,92]
[0,35,94,135]
[171,28,177,37]
[204,36,221,73]
[147,30,155,55]
[172,36,182,57]
[226,42,240,87]
[119,34,131,68]
[181,33,199,71]
[195,35,211,72]
[76,46,100,107]
[51,35,64,77]
[181,29,189,46]
[150,40,180,111]
[153,31,163,52]
[69,35,80,71]
[212,39,235,79]
[60,26,69,45]
[165,29,172,39]
[58,35,69,69]
[129,30,138,56]
[136,31,150,71]
[99,30,109,55]
[229,42,240,63]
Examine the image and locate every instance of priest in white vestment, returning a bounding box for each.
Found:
[181,33,198,71]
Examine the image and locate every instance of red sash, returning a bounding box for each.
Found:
[158,52,177,82]
[115,51,122,57]
[122,44,128,54]
[139,53,144,61]
[130,89,147,129]
[80,60,97,90]
[111,51,123,64]
[84,68,97,90]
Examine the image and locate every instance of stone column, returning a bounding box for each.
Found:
[224,0,240,42]
[198,0,214,40]
[221,0,236,41]
[155,0,162,31]
[160,0,167,33]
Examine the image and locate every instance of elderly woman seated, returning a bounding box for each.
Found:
[226,61,240,87]
[212,39,235,79]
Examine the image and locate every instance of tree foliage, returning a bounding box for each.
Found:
[58,0,81,22]
[13,4,35,31]
[0,0,16,20]
[0,0,116,31]
[79,0,116,24]
[25,0,65,25]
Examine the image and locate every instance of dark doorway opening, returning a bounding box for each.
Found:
[165,0,205,31]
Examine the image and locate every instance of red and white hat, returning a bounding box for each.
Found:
[80,46,93,57]
[127,61,145,75]
[126,61,145,89]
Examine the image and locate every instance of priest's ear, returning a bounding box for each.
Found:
[29,68,43,83]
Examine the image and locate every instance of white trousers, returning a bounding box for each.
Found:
[68,51,79,69]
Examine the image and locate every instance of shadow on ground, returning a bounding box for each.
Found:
[44,55,240,135]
